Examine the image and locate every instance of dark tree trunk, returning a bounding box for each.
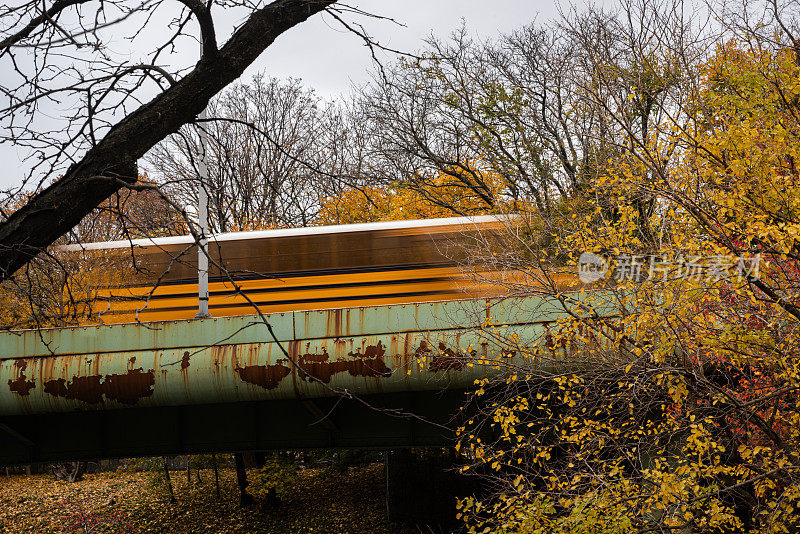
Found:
[0,0,336,282]
[264,486,281,507]
[163,457,177,504]
[233,453,254,507]
[211,454,221,499]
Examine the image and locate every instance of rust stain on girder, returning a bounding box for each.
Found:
[349,343,387,360]
[291,340,392,384]
[230,338,396,391]
[415,340,431,356]
[326,309,343,338]
[429,342,466,372]
[103,369,156,404]
[415,339,471,372]
[8,374,35,396]
[44,375,102,403]
[234,362,291,390]
[42,368,155,405]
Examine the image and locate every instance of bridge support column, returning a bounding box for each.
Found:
[385,449,476,528]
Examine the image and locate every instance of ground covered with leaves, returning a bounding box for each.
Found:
[0,464,416,533]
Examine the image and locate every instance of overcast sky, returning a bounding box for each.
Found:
[1,1,568,190]
[253,1,559,98]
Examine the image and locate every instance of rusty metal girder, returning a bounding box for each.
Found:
[0,296,609,417]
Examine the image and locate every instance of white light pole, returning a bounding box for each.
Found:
[196,108,211,319]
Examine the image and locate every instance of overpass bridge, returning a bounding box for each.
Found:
[0,295,574,466]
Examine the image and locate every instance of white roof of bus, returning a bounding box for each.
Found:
[57,215,515,251]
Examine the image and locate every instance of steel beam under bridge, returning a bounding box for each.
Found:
[0,296,602,465]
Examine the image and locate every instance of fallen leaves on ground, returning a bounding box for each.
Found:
[0,464,417,533]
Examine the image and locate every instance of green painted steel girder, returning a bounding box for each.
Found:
[0,294,621,465]
[1,297,596,417]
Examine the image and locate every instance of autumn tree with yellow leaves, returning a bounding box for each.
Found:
[450,3,800,532]
[316,165,519,225]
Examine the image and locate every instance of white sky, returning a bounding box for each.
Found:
[255,1,558,98]
[0,1,565,190]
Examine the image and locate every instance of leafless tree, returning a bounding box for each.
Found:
[147,76,346,230]
[354,0,707,224]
